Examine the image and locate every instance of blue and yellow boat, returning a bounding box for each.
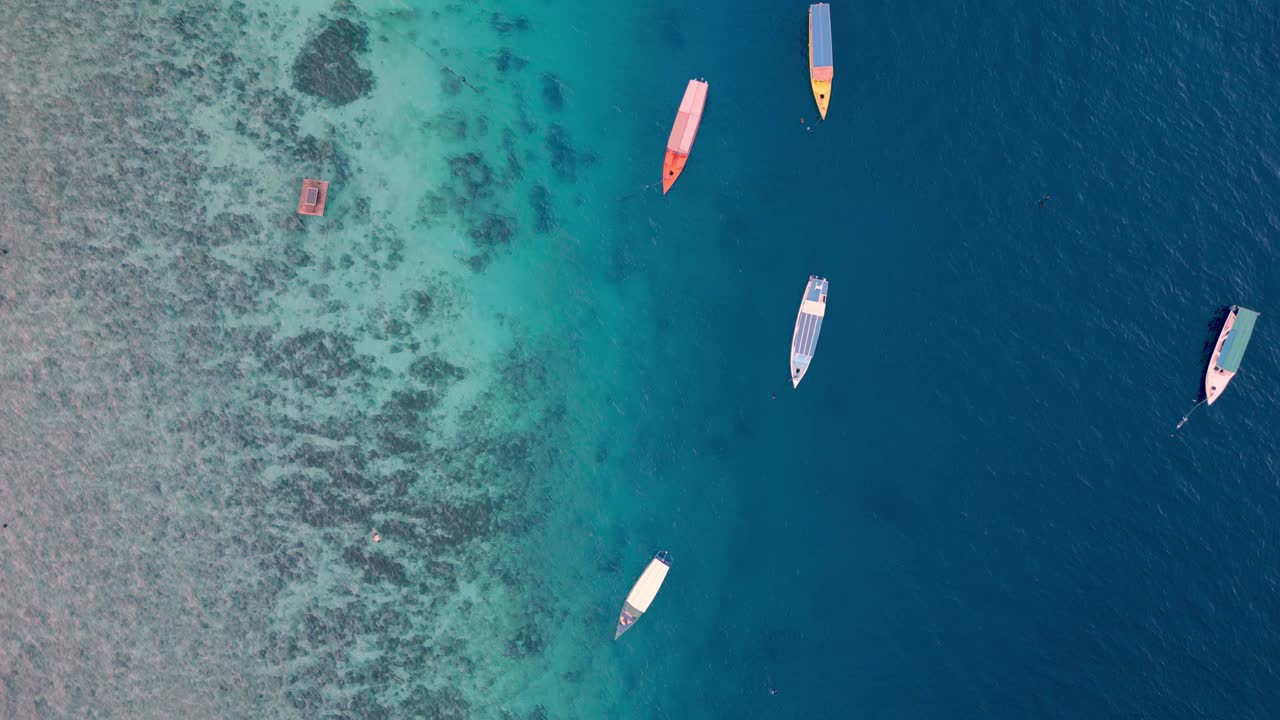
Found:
[808,4,833,119]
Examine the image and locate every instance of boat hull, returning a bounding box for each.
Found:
[1204,305,1260,405]
[808,4,833,119]
[662,150,688,194]
[662,79,708,194]
[790,276,828,388]
[810,78,831,119]
[1205,311,1237,405]
[1204,305,1263,404]
[614,602,641,639]
[614,551,671,639]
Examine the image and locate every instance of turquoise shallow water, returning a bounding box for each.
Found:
[5,0,1280,718]
[0,1,653,716]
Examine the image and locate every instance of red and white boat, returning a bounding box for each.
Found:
[662,79,708,194]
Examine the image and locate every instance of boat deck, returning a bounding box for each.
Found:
[667,80,708,156]
[791,277,829,387]
[1205,306,1260,404]
[810,4,833,75]
[297,178,329,216]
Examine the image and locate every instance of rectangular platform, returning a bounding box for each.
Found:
[297,179,329,216]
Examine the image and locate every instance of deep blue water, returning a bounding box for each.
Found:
[615,1,1280,717]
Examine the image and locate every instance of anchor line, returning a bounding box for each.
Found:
[1176,399,1206,430]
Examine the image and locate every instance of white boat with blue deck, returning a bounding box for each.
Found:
[791,276,828,388]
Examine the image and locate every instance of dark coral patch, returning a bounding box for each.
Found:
[257,330,373,397]
[501,130,524,183]
[529,185,555,234]
[408,290,434,319]
[506,622,545,658]
[427,111,468,141]
[447,153,496,200]
[490,12,531,35]
[342,545,410,586]
[291,18,375,106]
[468,213,517,250]
[283,240,312,268]
[407,355,466,383]
[206,212,261,248]
[540,73,564,112]
[417,191,450,223]
[545,124,596,182]
[495,48,528,73]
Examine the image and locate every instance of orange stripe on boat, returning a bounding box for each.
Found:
[662,79,708,194]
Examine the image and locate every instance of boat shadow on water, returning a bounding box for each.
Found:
[1191,306,1233,402]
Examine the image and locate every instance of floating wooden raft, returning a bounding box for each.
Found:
[662,79,709,194]
[297,178,329,216]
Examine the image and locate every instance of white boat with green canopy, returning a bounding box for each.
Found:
[1205,305,1260,405]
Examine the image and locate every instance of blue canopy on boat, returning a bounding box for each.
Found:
[810,4,833,69]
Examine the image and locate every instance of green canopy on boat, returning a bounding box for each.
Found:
[1217,307,1260,373]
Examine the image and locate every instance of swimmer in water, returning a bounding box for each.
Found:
[1039,194,1051,208]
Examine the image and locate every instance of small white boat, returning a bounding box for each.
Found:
[614,550,671,639]
[790,276,829,388]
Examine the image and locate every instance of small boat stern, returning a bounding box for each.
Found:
[662,150,688,194]
[811,79,832,119]
[1205,368,1233,405]
[790,354,810,388]
[615,610,637,640]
